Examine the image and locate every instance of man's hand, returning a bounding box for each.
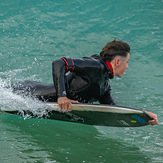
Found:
[145,111,158,126]
[57,97,79,112]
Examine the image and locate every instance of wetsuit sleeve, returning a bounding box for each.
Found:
[52,57,75,99]
[99,83,116,106]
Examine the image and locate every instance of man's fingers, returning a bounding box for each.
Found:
[145,111,158,126]
[60,100,72,111]
[149,118,158,126]
[57,97,79,112]
[68,102,72,111]
[70,100,80,104]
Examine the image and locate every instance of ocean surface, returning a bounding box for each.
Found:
[0,0,163,162]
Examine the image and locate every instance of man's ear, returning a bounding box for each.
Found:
[114,57,120,67]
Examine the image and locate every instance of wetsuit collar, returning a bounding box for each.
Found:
[90,54,114,79]
[105,60,114,78]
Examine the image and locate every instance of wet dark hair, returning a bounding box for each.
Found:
[100,39,130,62]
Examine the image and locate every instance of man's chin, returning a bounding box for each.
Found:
[118,73,124,78]
[114,72,124,78]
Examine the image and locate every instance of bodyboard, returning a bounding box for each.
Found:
[3,102,153,127]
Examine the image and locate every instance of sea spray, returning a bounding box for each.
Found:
[0,78,52,119]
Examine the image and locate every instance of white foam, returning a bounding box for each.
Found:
[0,78,50,119]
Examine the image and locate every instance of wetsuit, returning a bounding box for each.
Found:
[12,54,116,105]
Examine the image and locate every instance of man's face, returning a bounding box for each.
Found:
[114,53,130,77]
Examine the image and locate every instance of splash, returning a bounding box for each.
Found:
[0,78,51,119]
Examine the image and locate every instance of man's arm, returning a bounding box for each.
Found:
[99,81,116,105]
[52,59,67,98]
[99,91,116,105]
[98,82,158,126]
[52,58,78,111]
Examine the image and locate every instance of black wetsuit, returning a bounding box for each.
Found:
[12,54,116,105]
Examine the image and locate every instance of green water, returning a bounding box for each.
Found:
[0,0,163,162]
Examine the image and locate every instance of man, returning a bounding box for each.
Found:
[12,39,158,126]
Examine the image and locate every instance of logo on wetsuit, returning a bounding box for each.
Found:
[62,91,66,96]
